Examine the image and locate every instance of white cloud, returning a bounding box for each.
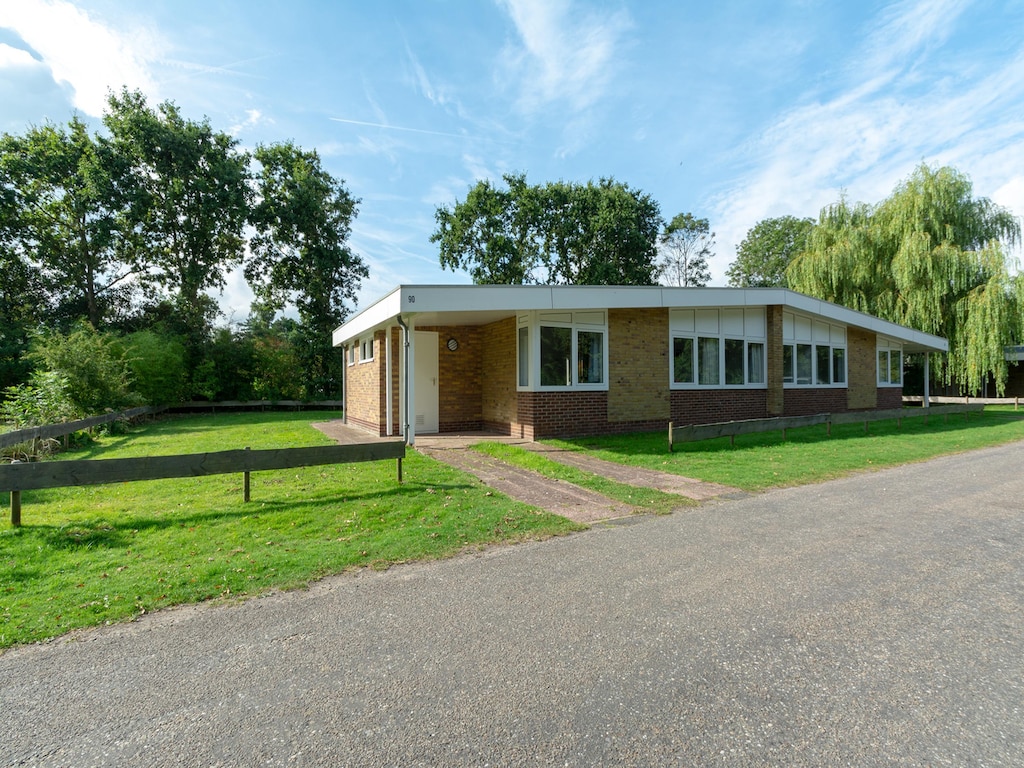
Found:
[0,0,163,116]
[496,0,631,114]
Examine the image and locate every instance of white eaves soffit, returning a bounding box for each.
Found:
[332,285,948,354]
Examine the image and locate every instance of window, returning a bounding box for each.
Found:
[698,337,720,385]
[878,344,902,385]
[673,337,694,384]
[782,312,846,388]
[347,344,355,366]
[832,348,846,384]
[796,344,812,385]
[540,326,571,386]
[517,326,529,387]
[360,337,374,363]
[518,311,608,390]
[670,307,767,388]
[577,330,604,384]
[748,343,765,384]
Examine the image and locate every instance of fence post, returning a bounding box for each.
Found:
[10,460,21,527]
[397,456,403,483]
[243,447,251,502]
[668,422,674,453]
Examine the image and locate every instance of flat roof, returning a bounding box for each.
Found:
[333,285,948,353]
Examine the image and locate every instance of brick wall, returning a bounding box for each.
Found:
[877,387,903,409]
[783,388,848,416]
[766,305,785,415]
[481,318,519,435]
[344,331,386,435]
[671,390,768,425]
[608,308,670,423]
[847,327,877,410]
[519,391,610,438]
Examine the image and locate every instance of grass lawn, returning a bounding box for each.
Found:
[543,406,1024,491]
[0,411,580,649]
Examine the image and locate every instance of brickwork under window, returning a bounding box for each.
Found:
[671,390,768,426]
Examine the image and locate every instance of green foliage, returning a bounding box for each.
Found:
[0,118,139,327]
[727,215,814,287]
[29,323,136,415]
[657,212,714,286]
[123,330,187,405]
[1,370,77,427]
[0,412,578,647]
[788,165,1022,395]
[247,142,367,398]
[433,174,661,285]
[103,89,250,339]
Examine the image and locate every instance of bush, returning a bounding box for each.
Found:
[1,370,77,427]
[28,323,137,415]
[124,330,187,405]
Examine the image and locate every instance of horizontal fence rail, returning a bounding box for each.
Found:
[669,404,986,450]
[3,441,405,526]
[0,406,166,450]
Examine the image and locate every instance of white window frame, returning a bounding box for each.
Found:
[669,307,767,390]
[347,344,355,367]
[782,312,847,389]
[516,311,609,392]
[877,340,903,386]
[359,336,374,364]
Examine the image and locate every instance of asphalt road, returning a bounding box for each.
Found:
[3,442,1024,767]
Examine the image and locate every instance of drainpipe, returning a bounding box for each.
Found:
[397,314,412,445]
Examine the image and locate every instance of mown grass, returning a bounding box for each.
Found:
[546,407,1024,491]
[472,442,692,515]
[0,412,580,649]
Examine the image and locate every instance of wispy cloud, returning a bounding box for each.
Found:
[0,0,163,115]
[496,0,631,114]
[330,116,472,141]
[708,0,1024,282]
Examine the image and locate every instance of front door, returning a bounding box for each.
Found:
[414,331,439,434]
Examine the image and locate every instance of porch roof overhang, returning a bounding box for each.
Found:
[333,285,949,354]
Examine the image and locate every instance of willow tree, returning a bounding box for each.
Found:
[788,165,1021,395]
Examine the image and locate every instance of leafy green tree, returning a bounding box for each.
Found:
[787,164,1021,395]
[0,118,139,328]
[103,89,249,359]
[433,174,660,285]
[246,142,367,398]
[727,215,814,287]
[657,213,714,287]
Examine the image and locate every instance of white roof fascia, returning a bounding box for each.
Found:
[332,286,403,347]
[332,284,948,353]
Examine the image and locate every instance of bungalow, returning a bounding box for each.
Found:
[332,285,947,443]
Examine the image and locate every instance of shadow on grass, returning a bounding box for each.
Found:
[10,479,478,547]
[557,411,1024,459]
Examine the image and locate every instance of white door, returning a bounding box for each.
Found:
[414,331,439,434]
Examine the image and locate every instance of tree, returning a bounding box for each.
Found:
[246,142,367,397]
[787,164,1021,395]
[727,215,814,288]
[433,174,661,285]
[103,89,250,353]
[0,117,139,327]
[657,213,713,287]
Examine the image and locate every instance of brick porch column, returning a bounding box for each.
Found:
[766,305,785,416]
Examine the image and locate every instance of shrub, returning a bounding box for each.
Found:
[124,330,187,405]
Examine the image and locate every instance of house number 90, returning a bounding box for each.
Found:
[408,295,415,303]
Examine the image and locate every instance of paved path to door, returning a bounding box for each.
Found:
[314,422,744,523]
[3,442,1023,766]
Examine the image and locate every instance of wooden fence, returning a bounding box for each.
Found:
[2,441,405,527]
[0,406,166,450]
[668,404,986,450]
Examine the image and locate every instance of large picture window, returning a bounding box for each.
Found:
[670,308,766,389]
[518,311,608,390]
[782,312,847,388]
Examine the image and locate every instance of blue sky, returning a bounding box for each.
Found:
[2,0,1023,321]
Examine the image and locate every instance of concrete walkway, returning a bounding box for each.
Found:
[313,422,741,523]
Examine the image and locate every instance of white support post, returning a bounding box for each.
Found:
[923,354,931,408]
[385,326,393,436]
